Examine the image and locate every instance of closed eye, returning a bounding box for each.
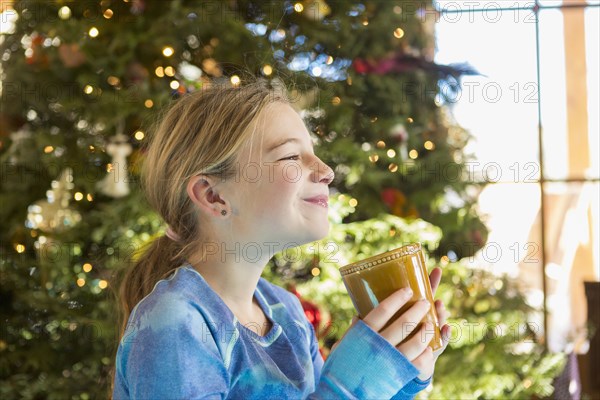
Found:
[280,155,300,161]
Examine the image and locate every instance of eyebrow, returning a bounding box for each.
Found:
[266,137,307,153]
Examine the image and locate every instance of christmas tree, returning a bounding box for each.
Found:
[0,0,564,398]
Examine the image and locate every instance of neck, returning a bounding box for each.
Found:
[187,240,276,316]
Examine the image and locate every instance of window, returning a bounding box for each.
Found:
[434,0,600,352]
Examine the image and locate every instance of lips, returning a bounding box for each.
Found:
[303,195,329,208]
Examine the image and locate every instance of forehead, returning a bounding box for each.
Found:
[262,102,307,141]
[241,102,311,157]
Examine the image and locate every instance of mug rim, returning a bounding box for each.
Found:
[339,242,423,276]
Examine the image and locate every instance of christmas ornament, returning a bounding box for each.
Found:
[288,285,321,331]
[5,124,36,165]
[96,130,133,198]
[352,52,478,78]
[302,0,331,21]
[130,0,146,15]
[58,43,86,68]
[125,62,149,85]
[26,168,82,233]
[25,33,49,68]
[389,123,409,162]
[381,188,419,219]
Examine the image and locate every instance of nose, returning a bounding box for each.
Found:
[311,157,335,185]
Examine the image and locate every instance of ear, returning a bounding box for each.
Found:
[186,175,228,217]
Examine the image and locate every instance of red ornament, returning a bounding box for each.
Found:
[288,284,322,333]
[59,43,86,68]
[352,58,370,75]
[26,34,49,68]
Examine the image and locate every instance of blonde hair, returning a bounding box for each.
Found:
[109,77,290,396]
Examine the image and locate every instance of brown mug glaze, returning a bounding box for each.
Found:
[339,243,443,351]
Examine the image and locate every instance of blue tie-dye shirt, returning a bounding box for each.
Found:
[112,263,432,399]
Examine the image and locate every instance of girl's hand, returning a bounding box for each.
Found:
[361,267,451,381]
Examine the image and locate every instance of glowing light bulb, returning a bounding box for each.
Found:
[262,64,273,76]
[58,6,71,20]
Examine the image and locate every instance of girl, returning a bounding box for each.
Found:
[111,78,451,399]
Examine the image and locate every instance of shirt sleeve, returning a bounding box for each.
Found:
[306,317,429,399]
[114,301,229,399]
[391,376,432,400]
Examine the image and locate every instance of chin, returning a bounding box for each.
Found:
[304,222,330,244]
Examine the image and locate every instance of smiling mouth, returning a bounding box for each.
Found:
[303,199,328,208]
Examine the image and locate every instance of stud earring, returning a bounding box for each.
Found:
[221,210,227,216]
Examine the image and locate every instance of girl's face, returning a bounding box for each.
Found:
[228,102,335,250]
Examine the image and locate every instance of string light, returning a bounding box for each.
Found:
[311,267,320,276]
[169,80,180,89]
[387,149,396,158]
[144,99,153,108]
[262,64,273,76]
[230,75,241,86]
[394,28,405,39]
[88,27,99,38]
[369,154,379,163]
[393,6,402,14]
[362,18,369,26]
[83,263,92,272]
[74,192,83,201]
[407,117,414,123]
[349,198,358,207]
[86,194,93,201]
[103,9,113,19]
[294,3,304,12]
[107,76,120,86]
[164,66,175,76]
[326,56,334,65]
[98,280,108,289]
[162,46,174,57]
[58,6,71,20]
[388,163,399,172]
[83,85,94,94]
[15,244,25,253]
[409,149,419,159]
[134,130,145,140]
[76,278,86,287]
[376,140,386,149]
[424,140,435,150]
[331,96,341,105]
[155,66,164,77]
[44,146,54,153]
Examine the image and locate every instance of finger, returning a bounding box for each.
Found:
[429,267,442,295]
[432,324,452,359]
[409,346,434,379]
[380,299,431,345]
[396,320,436,360]
[435,300,449,326]
[441,324,452,344]
[363,287,413,332]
